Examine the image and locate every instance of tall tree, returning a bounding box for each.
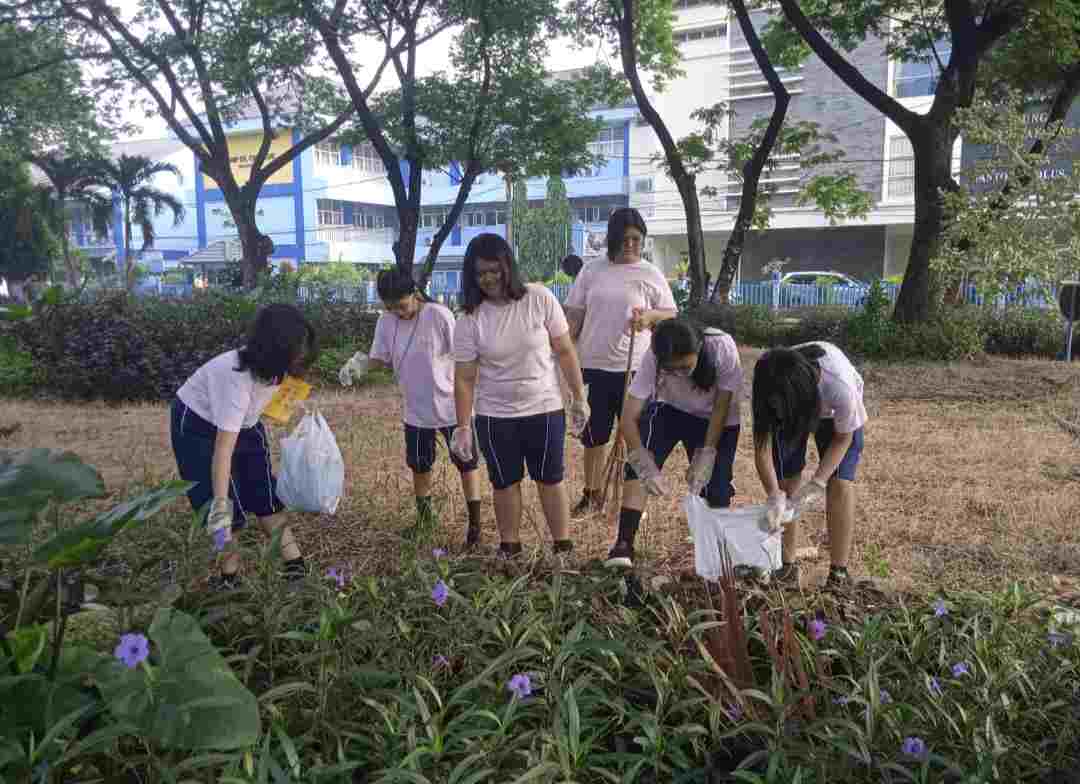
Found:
[53,0,362,287]
[515,174,573,282]
[305,0,601,282]
[768,0,1036,322]
[572,0,711,306]
[88,155,185,291]
[30,153,112,287]
[0,161,61,290]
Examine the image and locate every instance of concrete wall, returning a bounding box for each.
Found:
[736,225,887,281]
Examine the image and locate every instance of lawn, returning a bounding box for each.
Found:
[4,348,1078,595]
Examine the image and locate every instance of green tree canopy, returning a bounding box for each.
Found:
[0,161,61,285]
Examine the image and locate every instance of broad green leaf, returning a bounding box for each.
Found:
[0,449,105,544]
[33,481,192,568]
[97,608,260,750]
[7,625,48,673]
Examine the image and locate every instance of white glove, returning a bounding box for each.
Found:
[208,498,233,544]
[450,422,475,463]
[791,477,827,510]
[766,491,788,533]
[686,446,717,495]
[338,351,370,386]
[628,447,666,497]
[568,388,591,437]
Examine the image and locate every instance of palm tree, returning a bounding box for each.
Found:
[31,153,113,288]
[89,154,185,290]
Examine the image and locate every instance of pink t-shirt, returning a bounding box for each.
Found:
[628,329,742,426]
[370,302,457,429]
[564,259,677,372]
[176,349,279,432]
[795,341,868,433]
[453,284,569,418]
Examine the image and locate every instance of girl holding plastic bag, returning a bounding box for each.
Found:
[605,317,743,568]
[450,233,590,559]
[751,342,867,588]
[170,304,317,590]
[339,268,483,545]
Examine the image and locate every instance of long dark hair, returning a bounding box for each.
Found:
[236,303,317,383]
[751,344,826,449]
[607,207,648,261]
[461,233,527,314]
[651,317,717,393]
[560,254,583,279]
[376,266,429,304]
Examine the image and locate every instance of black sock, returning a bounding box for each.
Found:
[617,508,643,548]
[283,557,306,577]
[466,500,482,527]
[553,539,573,553]
[499,541,523,557]
[416,496,433,519]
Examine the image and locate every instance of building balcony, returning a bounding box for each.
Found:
[309,225,396,264]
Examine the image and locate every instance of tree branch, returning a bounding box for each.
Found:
[155,0,227,146]
[255,107,355,189]
[776,0,920,135]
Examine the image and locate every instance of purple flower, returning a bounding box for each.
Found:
[901,736,928,760]
[832,695,850,706]
[929,676,942,697]
[326,567,346,590]
[879,689,893,705]
[432,548,447,559]
[431,579,449,607]
[1048,631,1069,648]
[932,599,948,617]
[433,654,449,668]
[724,702,744,722]
[951,661,970,677]
[212,528,228,552]
[507,673,532,699]
[808,618,827,642]
[114,633,150,669]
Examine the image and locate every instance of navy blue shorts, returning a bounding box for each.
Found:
[773,420,864,482]
[625,401,740,508]
[404,423,480,474]
[581,368,632,448]
[170,398,284,529]
[475,409,566,491]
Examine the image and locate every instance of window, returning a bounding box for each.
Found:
[634,177,654,193]
[353,211,386,230]
[466,212,488,227]
[674,24,726,43]
[587,126,625,160]
[577,206,604,223]
[893,43,952,98]
[422,210,449,229]
[887,136,915,199]
[314,142,342,168]
[351,142,384,174]
[316,199,346,226]
[674,0,717,8]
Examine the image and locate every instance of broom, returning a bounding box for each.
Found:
[595,328,637,524]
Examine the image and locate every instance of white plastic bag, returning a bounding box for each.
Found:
[683,495,782,580]
[276,409,344,515]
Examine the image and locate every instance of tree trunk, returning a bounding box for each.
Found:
[616,0,706,306]
[893,128,957,323]
[504,175,514,249]
[123,202,134,292]
[711,0,791,305]
[58,196,78,289]
[418,165,482,290]
[226,194,272,289]
[396,207,420,278]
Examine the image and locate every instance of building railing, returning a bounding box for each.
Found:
[314,226,396,244]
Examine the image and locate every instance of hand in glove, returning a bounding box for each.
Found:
[791,477,827,510]
[628,447,666,496]
[568,388,591,437]
[208,498,233,546]
[765,491,789,533]
[450,423,475,463]
[685,446,717,495]
[338,351,370,386]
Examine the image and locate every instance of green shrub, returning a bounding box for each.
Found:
[0,333,40,395]
[982,306,1064,357]
[11,291,380,403]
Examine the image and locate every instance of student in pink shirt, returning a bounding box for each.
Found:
[340,268,483,545]
[605,317,743,568]
[751,341,868,588]
[451,233,590,558]
[564,208,677,518]
[171,304,317,591]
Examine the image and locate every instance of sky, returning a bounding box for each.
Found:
[116,6,608,142]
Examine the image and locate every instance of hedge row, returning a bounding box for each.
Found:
[8,291,379,403]
[1,289,1070,403]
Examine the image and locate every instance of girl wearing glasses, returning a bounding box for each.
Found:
[451,233,590,559]
[339,268,483,546]
[563,207,677,519]
[604,317,743,568]
[750,342,866,588]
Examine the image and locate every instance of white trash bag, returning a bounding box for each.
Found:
[683,495,783,580]
[276,409,345,515]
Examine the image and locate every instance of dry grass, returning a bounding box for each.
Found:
[4,350,1079,595]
